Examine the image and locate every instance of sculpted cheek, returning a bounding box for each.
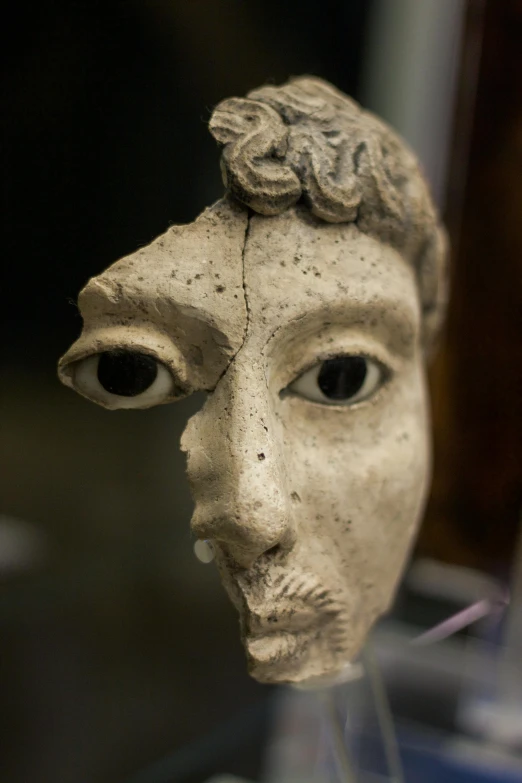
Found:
[282,386,429,562]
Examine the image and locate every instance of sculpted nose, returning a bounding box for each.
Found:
[181,360,295,569]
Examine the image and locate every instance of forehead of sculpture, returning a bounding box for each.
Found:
[61,200,422,396]
[243,206,421,355]
[66,199,249,387]
[79,198,247,343]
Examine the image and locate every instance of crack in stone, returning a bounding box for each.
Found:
[240,212,253,346]
[210,209,252,390]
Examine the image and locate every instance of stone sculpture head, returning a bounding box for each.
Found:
[58,78,448,684]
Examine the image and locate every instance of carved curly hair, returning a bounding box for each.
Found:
[209,76,448,352]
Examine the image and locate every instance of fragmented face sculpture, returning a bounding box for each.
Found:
[58,78,448,684]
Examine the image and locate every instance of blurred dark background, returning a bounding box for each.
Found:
[3,0,369,367]
[1,1,521,782]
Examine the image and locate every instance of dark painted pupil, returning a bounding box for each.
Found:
[97,350,158,397]
[317,356,367,400]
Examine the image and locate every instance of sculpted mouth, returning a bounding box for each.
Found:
[231,567,345,668]
[246,629,303,664]
[246,608,320,637]
[243,603,340,666]
[245,613,323,667]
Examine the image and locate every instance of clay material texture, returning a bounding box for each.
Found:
[58,77,448,685]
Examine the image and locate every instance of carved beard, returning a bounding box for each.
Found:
[212,543,355,684]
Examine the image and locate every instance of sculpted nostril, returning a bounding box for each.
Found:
[265,544,281,557]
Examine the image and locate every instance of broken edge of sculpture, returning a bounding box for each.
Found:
[58,76,449,686]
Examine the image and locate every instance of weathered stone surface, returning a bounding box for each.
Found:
[210,76,448,356]
[58,77,448,685]
[59,198,248,407]
[182,208,430,682]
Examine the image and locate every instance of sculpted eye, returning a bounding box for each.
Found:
[72,349,177,409]
[288,355,386,406]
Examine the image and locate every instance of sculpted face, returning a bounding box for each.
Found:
[59,201,430,684]
[59,76,447,684]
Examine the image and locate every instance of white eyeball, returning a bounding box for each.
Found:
[72,349,177,409]
[289,355,385,406]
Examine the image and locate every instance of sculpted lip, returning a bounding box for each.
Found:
[246,629,304,664]
[234,567,344,668]
[237,574,342,639]
[247,609,319,636]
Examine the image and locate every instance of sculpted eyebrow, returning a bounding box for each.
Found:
[271,299,419,359]
[79,278,141,313]
[79,277,204,330]
[77,275,247,371]
[360,304,418,354]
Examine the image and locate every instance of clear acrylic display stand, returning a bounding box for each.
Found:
[263,642,404,783]
[262,559,514,783]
